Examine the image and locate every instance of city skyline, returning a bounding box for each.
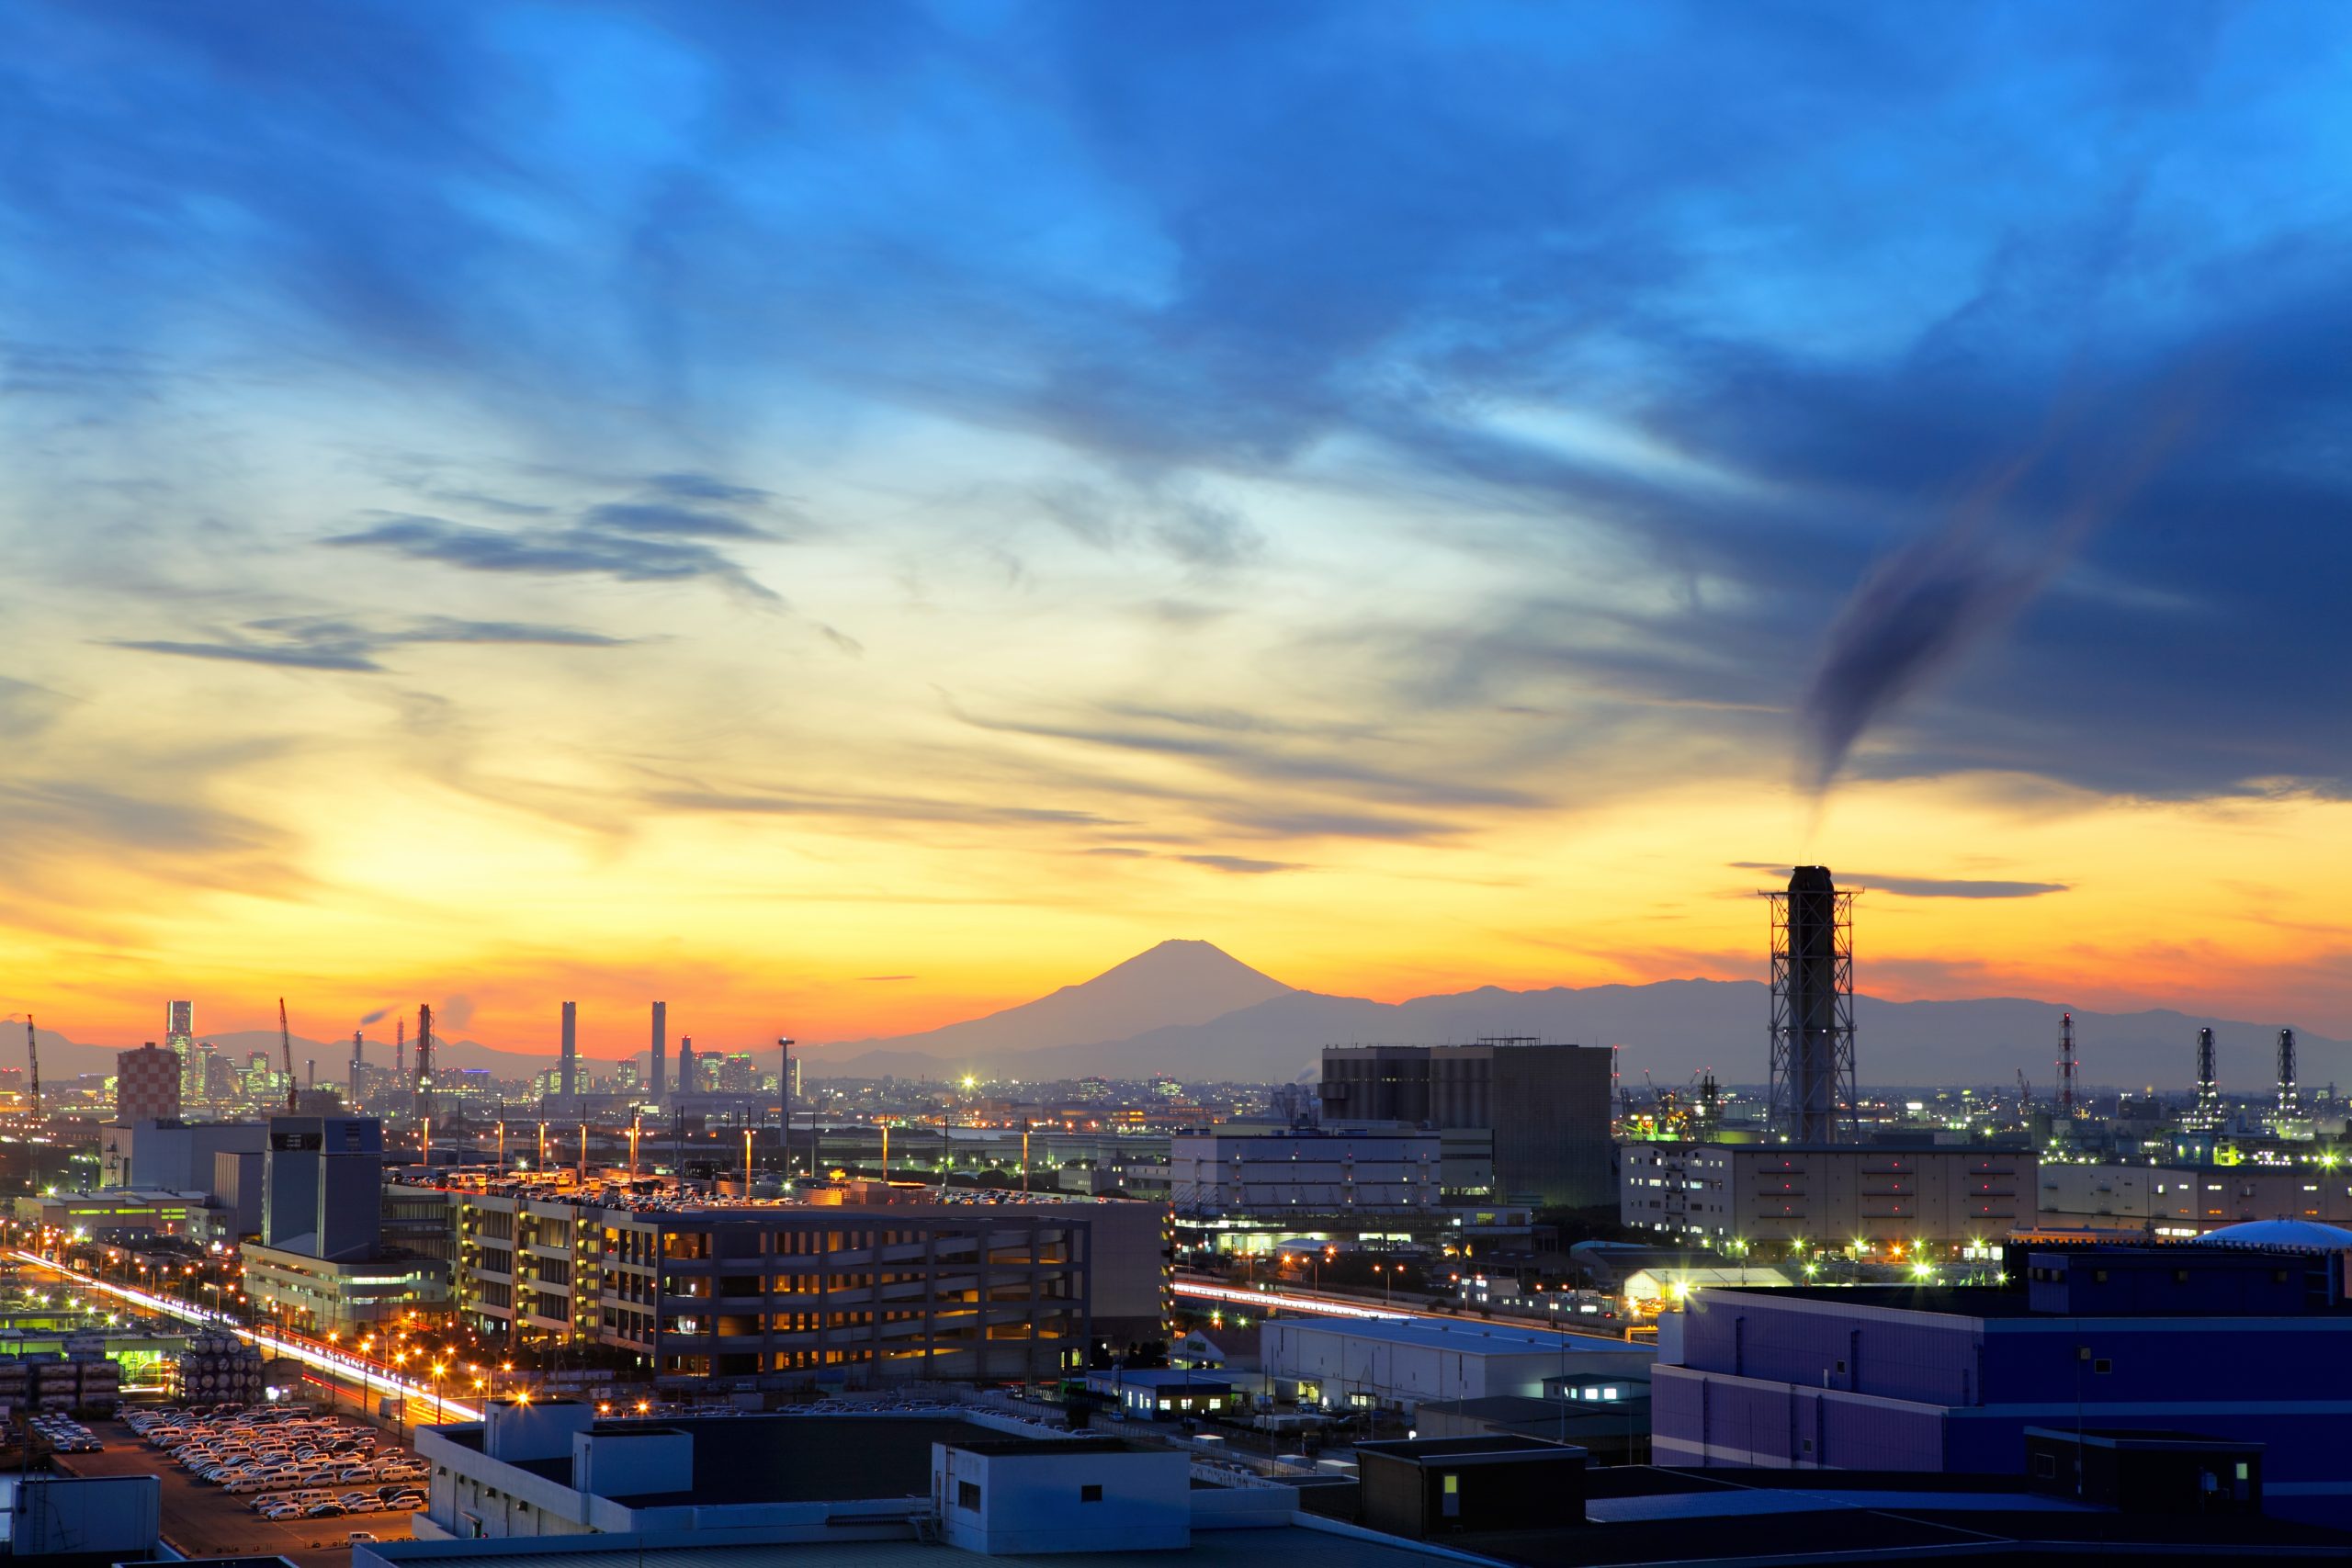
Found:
[6,5,2350,1055]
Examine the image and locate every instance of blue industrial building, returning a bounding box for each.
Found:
[1654,1221,2352,1526]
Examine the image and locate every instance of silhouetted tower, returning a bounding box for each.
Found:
[2278,1028,2300,1121]
[395,1017,405,1081]
[678,1035,698,1099]
[350,1029,364,1099]
[2057,1012,2078,1119]
[650,1002,668,1102]
[1767,865,1856,1143]
[415,1003,435,1122]
[560,1001,578,1097]
[2191,1028,2222,1131]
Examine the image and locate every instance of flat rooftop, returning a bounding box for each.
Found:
[1271,1316,1641,1354]
[443,1415,1011,1506]
[365,1527,1447,1568]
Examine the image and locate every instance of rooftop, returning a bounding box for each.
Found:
[442,1415,1008,1506]
[363,1528,1448,1568]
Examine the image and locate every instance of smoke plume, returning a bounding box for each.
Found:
[357,1005,391,1025]
[1800,381,2208,797]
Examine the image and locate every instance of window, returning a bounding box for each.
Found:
[2093,1359,2112,1375]
[1080,1484,1103,1503]
[2033,1454,2057,1479]
[958,1483,981,1511]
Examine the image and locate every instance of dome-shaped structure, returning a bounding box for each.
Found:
[2197,1218,2352,1249]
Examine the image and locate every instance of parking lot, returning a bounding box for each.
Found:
[54,1416,421,1568]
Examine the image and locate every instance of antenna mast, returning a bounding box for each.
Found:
[279,998,298,1113]
[24,1017,38,1122]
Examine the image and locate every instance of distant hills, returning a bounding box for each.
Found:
[12,939,2341,1094]
[809,941,2349,1091]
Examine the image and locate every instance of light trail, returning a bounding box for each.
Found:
[1171,1276,1633,1343]
[10,1248,483,1422]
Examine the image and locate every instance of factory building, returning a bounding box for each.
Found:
[1319,1040,1612,1208]
[1261,1316,1654,1412]
[1622,1141,2034,1246]
[1168,1127,1448,1215]
[2037,1162,2352,1236]
[408,1178,1170,1385]
[1653,1224,2352,1526]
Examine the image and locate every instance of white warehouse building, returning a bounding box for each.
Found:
[1260,1316,1654,1412]
[1169,1127,1443,1216]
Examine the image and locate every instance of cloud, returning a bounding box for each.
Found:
[1176,854,1301,874]
[324,514,780,600]
[358,1006,392,1024]
[581,502,774,540]
[437,995,475,1030]
[105,615,630,674]
[858,975,916,982]
[1730,863,2069,898]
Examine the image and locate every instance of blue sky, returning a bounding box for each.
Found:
[4,1,2350,1043]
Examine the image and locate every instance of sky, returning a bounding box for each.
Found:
[4,1,2350,1061]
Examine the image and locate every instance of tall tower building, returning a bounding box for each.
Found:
[2278,1028,2301,1122]
[678,1036,698,1099]
[559,1001,579,1097]
[2190,1028,2222,1132]
[1767,865,1857,1144]
[167,1000,196,1101]
[650,1002,668,1102]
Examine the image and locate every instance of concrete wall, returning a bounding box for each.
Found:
[935,1443,1189,1555]
[1262,1320,1653,1410]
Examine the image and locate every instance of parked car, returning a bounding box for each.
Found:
[304,1501,347,1518]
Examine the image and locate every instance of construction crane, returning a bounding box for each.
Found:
[2016,1069,2032,1120]
[24,1016,39,1122]
[279,998,298,1113]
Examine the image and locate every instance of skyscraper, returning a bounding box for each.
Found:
[167,1000,195,1101]
[560,1000,578,1097]
[650,1001,668,1102]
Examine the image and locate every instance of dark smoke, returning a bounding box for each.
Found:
[358,1006,391,1025]
[1800,380,2209,797]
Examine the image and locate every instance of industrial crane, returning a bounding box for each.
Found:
[24,1016,38,1122]
[279,998,298,1112]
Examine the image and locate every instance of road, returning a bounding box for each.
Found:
[1171,1275,1637,1342]
[51,1417,415,1568]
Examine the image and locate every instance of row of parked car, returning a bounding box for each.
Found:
[29,1416,104,1452]
[251,1482,426,1520]
[124,1403,428,1499]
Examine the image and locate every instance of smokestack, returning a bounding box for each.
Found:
[650,1002,668,1102]
[2278,1028,2300,1122]
[560,1000,578,1097]
[2192,1028,2221,1132]
[1768,865,1856,1144]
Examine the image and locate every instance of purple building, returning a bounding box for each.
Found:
[1655,1221,2352,1526]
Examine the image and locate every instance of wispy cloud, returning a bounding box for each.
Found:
[106,616,631,674]
[1730,863,2070,899]
[324,514,781,600]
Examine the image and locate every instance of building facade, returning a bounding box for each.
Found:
[1168,1128,1445,1215]
[2036,1162,2352,1236]
[114,1044,182,1123]
[1621,1143,2035,1246]
[1261,1316,1654,1411]
[1320,1042,1612,1209]
[1654,1244,2352,1526]
[412,1180,1170,1385]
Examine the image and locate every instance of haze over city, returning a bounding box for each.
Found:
[6,3,2349,1062]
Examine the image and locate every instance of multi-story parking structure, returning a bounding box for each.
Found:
[406,1176,1169,1386]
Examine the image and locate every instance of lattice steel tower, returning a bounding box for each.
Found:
[2278,1028,2300,1121]
[2190,1027,2222,1132]
[1767,865,1856,1143]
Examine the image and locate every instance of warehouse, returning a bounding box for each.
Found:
[1260,1316,1652,1412]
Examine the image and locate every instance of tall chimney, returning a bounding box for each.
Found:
[560,1000,578,1097]
[1768,865,1856,1144]
[650,1002,668,1102]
